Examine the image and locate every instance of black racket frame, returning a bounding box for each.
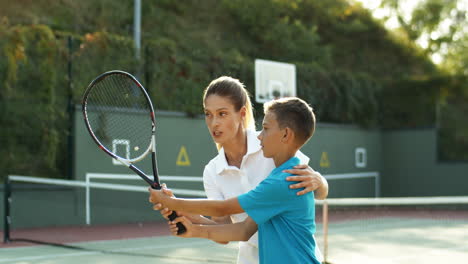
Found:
[82,70,186,234]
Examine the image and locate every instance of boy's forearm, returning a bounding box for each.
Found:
[161,195,243,217]
[192,219,257,242]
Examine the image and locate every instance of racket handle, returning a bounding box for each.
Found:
[168,210,187,234]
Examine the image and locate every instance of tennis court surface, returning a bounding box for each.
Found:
[2,176,468,264]
[1,222,239,264]
[320,209,468,264]
[2,210,468,264]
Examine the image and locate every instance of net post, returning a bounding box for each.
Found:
[375,173,381,197]
[322,200,329,264]
[85,174,91,225]
[3,176,11,243]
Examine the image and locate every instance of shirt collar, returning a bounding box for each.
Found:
[214,129,262,175]
[272,156,300,174]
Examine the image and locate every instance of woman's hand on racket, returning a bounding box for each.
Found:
[149,184,178,219]
[150,184,209,225]
[150,184,175,219]
[283,164,329,199]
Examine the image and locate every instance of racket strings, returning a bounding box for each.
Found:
[85,73,153,161]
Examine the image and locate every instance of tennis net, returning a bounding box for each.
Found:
[2,174,205,245]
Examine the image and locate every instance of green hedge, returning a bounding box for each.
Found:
[0,24,68,179]
[1,0,466,179]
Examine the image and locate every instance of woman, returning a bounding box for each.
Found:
[155,76,328,264]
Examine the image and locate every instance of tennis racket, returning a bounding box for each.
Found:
[82,70,186,234]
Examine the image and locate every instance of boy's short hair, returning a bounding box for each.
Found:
[264,97,315,146]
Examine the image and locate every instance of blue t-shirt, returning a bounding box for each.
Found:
[238,157,319,264]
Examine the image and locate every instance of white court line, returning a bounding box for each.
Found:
[387,243,468,263]
[0,252,96,263]
[0,239,217,263]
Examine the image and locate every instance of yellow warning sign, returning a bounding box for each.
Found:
[320,152,330,168]
[176,145,191,166]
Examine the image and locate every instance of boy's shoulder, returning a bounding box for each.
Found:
[263,157,300,185]
[272,156,300,175]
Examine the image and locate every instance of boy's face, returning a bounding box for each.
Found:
[258,111,284,158]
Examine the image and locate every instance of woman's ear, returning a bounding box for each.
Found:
[240,106,247,118]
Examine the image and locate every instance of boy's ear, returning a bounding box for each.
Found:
[282,127,294,143]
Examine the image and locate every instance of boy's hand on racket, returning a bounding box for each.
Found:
[284,164,328,198]
[169,216,195,238]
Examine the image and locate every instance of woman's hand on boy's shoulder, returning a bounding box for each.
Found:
[284,164,328,199]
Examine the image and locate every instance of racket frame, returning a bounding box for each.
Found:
[82,70,187,234]
[82,70,160,188]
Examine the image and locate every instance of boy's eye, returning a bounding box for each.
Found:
[219,112,227,117]
[205,112,211,117]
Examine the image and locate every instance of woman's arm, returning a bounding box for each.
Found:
[151,185,212,224]
[170,216,257,242]
[283,165,329,199]
[151,184,234,225]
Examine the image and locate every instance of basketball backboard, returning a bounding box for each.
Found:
[255,59,296,103]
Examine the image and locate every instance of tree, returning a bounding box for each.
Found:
[379,0,468,75]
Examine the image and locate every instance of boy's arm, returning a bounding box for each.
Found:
[170,216,258,242]
[149,187,244,217]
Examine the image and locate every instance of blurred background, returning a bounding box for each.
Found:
[0,0,467,183]
[0,1,467,263]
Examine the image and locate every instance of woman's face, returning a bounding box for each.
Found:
[204,94,245,146]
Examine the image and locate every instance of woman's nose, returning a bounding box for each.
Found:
[212,116,219,127]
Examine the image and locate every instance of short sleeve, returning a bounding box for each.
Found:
[237,175,291,225]
[203,163,224,200]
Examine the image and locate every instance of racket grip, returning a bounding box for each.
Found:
[168,210,187,235]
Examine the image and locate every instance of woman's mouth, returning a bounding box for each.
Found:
[212,131,222,137]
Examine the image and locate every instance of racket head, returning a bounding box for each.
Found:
[82,70,155,163]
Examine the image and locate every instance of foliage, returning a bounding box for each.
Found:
[380,76,443,128]
[68,31,137,101]
[0,23,67,179]
[296,63,380,127]
[380,0,468,76]
[378,0,468,160]
[441,34,468,76]
[1,0,465,179]
[437,75,468,161]
[438,98,468,161]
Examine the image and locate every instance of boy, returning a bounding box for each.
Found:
[149,97,319,264]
